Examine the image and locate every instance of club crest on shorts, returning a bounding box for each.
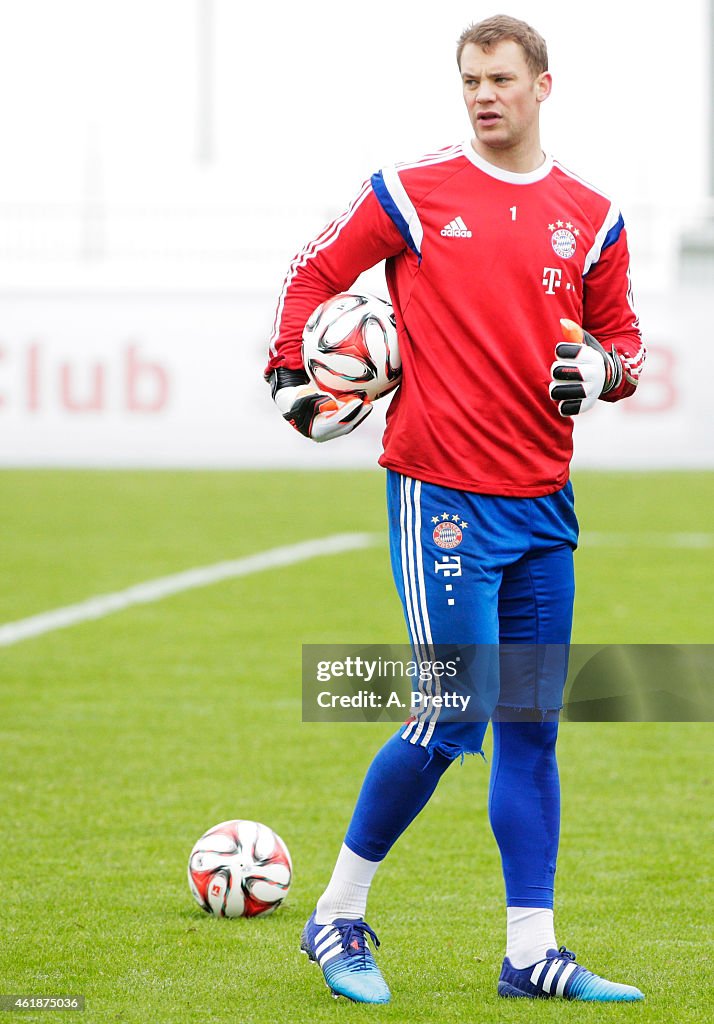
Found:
[431,511,468,549]
[548,220,580,259]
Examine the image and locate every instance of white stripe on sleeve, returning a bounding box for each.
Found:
[583,202,621,275]
[268,182,372,357]
[380,165,424,254]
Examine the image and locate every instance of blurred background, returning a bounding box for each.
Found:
[0,0,712,469]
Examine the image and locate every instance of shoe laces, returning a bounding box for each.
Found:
[331,918,381,968]
[556,946,577,962]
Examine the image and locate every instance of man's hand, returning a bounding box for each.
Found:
[549,318,624,416]
[269,367,372,442]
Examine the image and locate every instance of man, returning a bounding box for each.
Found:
[265,14,646,1005]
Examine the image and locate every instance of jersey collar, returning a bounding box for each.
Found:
[462,139,553,184]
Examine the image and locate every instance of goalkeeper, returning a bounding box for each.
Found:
[266,13,646,1006]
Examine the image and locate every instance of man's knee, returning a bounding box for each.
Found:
[400,718,488,764]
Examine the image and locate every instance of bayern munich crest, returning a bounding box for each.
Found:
[549,220,580,259]
[431,511,468,549]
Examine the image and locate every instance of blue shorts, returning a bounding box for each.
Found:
[387,471,578,745]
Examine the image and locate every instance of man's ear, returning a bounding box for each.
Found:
[536,71,553,103]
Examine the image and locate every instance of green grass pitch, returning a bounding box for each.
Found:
[0,469,712,1023]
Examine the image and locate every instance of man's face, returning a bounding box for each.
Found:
[460,40,551,157]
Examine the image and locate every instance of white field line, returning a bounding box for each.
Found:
[1,530,709,649]
[0,533,378,648]
[583,532,714,549]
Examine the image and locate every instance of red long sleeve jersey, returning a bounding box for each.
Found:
[266,141,645,496]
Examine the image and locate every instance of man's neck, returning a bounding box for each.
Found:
[470,137,546,175]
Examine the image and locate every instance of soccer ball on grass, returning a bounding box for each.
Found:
[187,819,292,918]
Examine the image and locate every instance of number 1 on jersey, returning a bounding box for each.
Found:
[510,206,517,221]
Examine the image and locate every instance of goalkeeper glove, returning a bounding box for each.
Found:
[269,367,372,442]
[549,318,624,416]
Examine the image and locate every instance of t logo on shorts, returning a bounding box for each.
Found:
[434,555,462,577]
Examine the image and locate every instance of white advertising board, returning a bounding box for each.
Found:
[0,287,710,469]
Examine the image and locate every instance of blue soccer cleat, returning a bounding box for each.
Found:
[300,910,391,1003]
[498,946,644,1001]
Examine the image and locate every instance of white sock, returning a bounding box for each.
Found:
[506,907,557,968]
[314,843,382,924]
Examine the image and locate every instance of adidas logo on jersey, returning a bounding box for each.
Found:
[441,216,472,238]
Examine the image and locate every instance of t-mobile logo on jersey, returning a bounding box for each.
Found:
[542,267,576,296]
[542,267,562,294]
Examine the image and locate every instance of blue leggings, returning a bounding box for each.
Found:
[344,720,559,907]
[343,472,577,908]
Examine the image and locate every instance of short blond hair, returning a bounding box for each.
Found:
[456,14,548,78]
